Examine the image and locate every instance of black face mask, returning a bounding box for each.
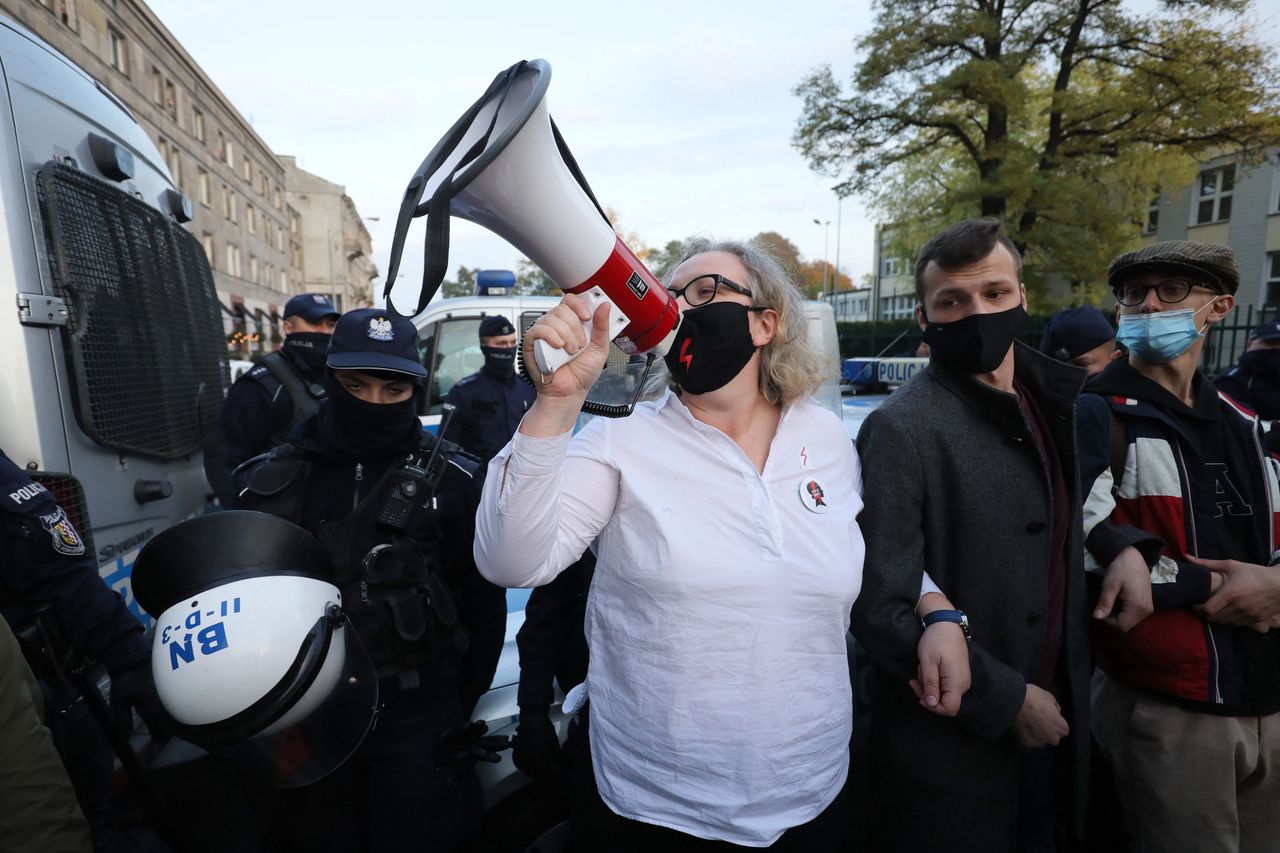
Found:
[282,332,331,374]
[1242,349,1280,377]
[316,372,422,459]
[663,301,761,394]
[921,304,1029,374]
[481,345,516,378]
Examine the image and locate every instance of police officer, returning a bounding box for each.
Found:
[0,448,169,850]
[1217,320,1280,419]
[442,315,535,463]
[1039,304,1118,377]
[236,308,506,853]
[0,615,91,852]
[204,293,341,508]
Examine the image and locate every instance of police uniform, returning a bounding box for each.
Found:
[236,308,506,853]
[442,316,535,463]
[203,294,339,509]
[0,449,166,847]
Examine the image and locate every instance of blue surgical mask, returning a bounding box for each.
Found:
[1115,299,1218,363]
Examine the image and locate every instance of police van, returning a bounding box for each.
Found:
[0,16,226,626]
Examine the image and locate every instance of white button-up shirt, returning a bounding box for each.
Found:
[475,391,864,846]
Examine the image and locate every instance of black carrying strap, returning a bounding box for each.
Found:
[383,63,524,318]
[257,351,324,443]
[1108,412,1127,489]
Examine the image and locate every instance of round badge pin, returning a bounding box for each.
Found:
[799,477,830,514]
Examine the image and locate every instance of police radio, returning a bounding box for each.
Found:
[374,404,458,532]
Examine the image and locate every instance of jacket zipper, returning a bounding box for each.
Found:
[353,462,364,510]
[1172,441,1222,704]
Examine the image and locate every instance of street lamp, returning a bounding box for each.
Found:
[832,187,844,298]
[813,218,831,295]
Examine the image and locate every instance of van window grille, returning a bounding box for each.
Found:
[37,162,228,458]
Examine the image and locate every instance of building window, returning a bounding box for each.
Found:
[276,228,284,253]
[1144,192,1160,234]
[1267,252,1280,305]
[108,26,127,74]
[221,184,233,221]
[58,0,76,28]
[225,137,235,169]
[243,158,252,183]
[881,257,903,277]
[249,255,259,284]
[224,244,242,278]
[1195,164,1235,225]
[192,108,205,143]
[197,168,210,206]
[164,80,176,119]
[247,204,257,235]
[274,186,282,210]
[280,270,289,291]
[165,144,181,189]
[151,68,163,104]
[201,233,214,264]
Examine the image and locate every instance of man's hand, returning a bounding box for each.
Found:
[910,621,970,717]
[511,713,564,781]
[1012,684,1069,749]
[1191,556,1280,632]
[110,663,173,742]
[1094,546,1154,631]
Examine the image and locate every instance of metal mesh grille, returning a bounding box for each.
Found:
[29,472,95,557]
[516,310,629,368]
[37,162,228,458]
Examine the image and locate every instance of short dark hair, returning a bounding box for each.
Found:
[913,218,1023,302]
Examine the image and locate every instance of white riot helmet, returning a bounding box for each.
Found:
[132,510,378,787]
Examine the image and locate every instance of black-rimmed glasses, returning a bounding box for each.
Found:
[667,274,753,307]
[1112,277,1221,307]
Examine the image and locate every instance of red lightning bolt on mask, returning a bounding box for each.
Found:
[678,338,693,371]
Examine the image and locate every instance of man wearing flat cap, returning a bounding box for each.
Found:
[1039,306,1117,376]
[1077,241,1280,852]
[443,315,535,463]
[1217,321,1280,440]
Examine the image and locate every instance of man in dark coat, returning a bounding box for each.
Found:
[442,315,535,463]
[852,219,1091,853]
[1216,319,1280,440]
[203,293,340,507]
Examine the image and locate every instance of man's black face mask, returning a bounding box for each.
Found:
[921,304,1030,375]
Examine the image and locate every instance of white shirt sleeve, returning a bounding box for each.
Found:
[473,421,619,588]
[919,571,942,602]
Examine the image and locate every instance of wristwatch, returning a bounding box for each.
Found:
[922,609,971,642]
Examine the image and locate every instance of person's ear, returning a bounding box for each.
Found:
[1019,283,1028,312]
[1207,293,1235,325]
[915,304,927,331]
[750,308,778,348]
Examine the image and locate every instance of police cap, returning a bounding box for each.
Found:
[326,308,427,378]
[1039,306,1115,361]
[479,315,516,339]
[284,293,341,323]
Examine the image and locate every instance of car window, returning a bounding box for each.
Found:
[425,316,486,415]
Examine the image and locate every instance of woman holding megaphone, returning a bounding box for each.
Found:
[475,238,960,850]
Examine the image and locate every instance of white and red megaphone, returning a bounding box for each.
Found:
[382,59,679,377]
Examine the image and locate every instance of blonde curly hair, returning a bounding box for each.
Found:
[664,237,833,405]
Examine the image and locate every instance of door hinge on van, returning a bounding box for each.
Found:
[17,293,69,327]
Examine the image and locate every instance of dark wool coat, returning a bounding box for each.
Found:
[851,341,1090,853]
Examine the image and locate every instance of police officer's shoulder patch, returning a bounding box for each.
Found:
[0,453,49,512]
[38,506,85,556]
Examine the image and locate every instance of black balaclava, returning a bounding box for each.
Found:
[282,331,332,375]
[481,345,517,379]
[316,370,422,459]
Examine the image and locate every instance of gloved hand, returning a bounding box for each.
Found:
[439,720,508,767]
[511,712,564,781]
[110,663,173,742]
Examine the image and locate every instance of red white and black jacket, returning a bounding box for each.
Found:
[1079,361,1280,714]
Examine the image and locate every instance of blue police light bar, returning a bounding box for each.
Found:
[476,269,516,296]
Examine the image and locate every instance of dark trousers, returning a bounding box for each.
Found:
[569,715,851,852]
[270,672,477,853]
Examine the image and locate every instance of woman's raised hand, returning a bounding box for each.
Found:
[522,292,614,400]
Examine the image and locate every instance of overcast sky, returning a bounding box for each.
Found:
[146,0,1280,308]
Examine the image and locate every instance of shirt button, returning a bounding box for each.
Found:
[1025,521,1047,534]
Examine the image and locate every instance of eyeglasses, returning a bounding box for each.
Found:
[667,274,753,307]
[1112,277,1221,307]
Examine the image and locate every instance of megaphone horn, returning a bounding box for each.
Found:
[382,59,679,371]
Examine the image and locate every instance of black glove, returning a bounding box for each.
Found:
[110,663,173,742]
[439,720,508,767]
[511,712,564,781]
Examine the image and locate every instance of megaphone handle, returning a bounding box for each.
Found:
[532,287,629,376]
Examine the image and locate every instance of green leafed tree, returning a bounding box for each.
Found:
[514,258,560,296]
[794,0,1280,303]
[440,265,478,298]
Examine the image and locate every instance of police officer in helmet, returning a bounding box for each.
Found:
[237,308,506,852]
[204,293,341,509]
[442,315,535,463]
